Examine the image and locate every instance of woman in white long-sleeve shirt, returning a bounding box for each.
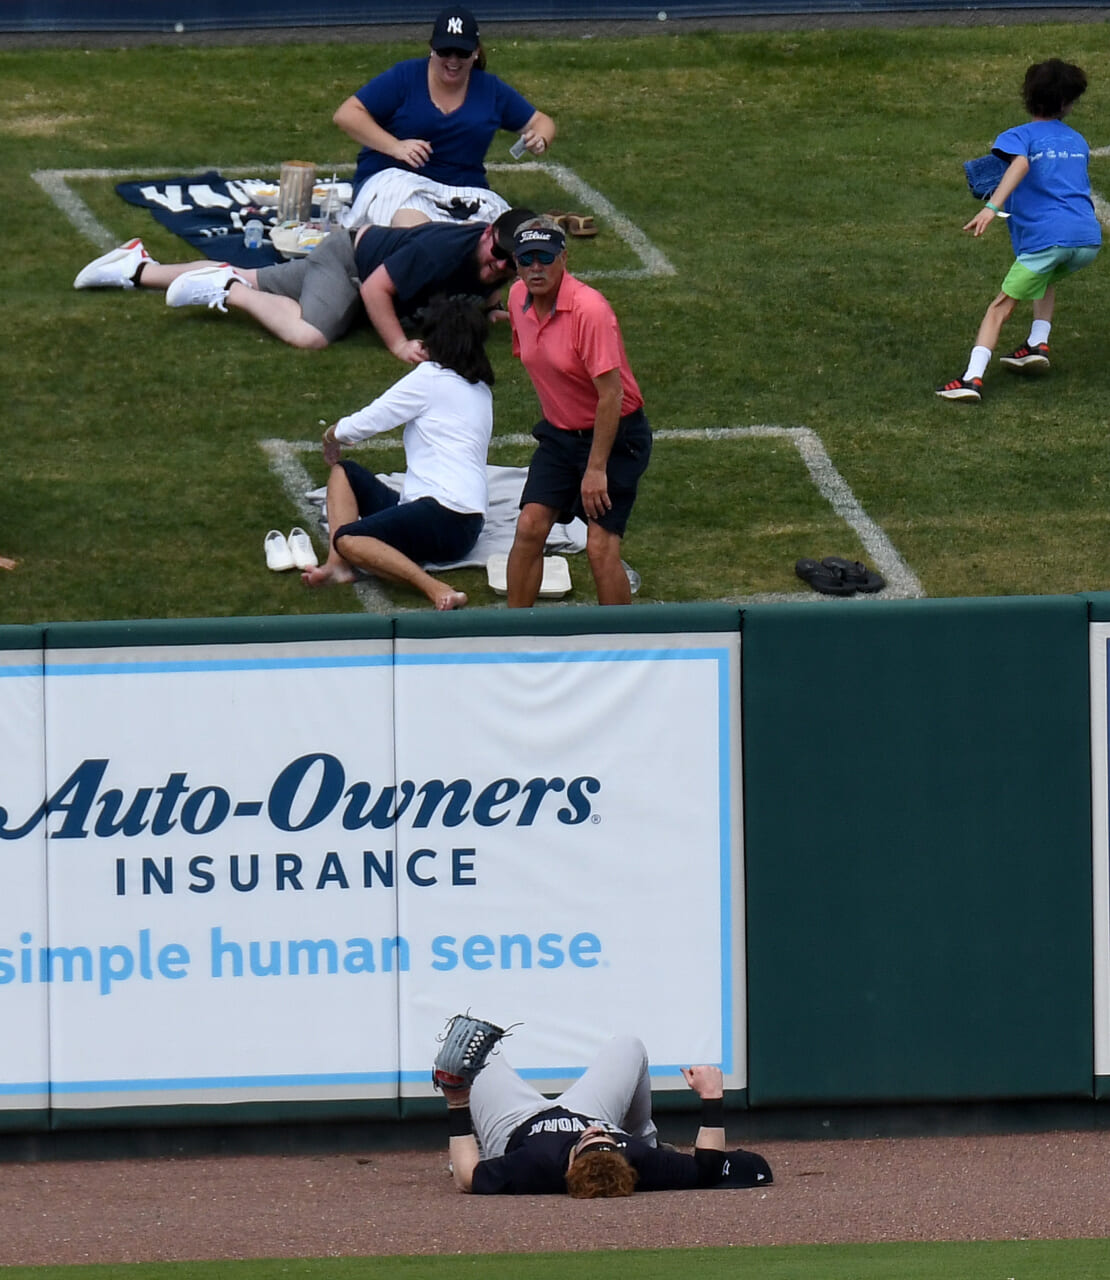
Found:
[304,296,493,610]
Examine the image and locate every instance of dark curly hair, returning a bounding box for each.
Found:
[420,295,494,387]
[1022,59,1088,118]
[564,1150,639,1199]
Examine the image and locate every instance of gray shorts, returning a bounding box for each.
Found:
[469,1035,658,1158]
[254,230,363,344]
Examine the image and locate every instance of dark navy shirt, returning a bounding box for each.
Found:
[353,58,534,190]
[470,1106,722,1196]
[354,223,489,320]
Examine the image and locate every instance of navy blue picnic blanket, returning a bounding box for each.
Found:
[115,171,285,268]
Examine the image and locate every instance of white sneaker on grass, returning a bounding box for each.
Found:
[73,238,155,290]
[165,264,250,313]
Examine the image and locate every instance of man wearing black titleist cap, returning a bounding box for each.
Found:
[436,1023,773,1197]
[504,216,652,606]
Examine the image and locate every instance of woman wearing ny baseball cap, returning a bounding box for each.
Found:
[334,6,556,231]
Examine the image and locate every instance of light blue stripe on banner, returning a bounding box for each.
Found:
[716,651,734,1075]
[0,665,44,678]
[395,647,727,667]
[1105,639,1110,824]
[49,1070,397,1094]
[44,655,391,677]
[0,1081,49,1096]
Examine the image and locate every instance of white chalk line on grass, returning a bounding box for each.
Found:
[489,160,676,280]
[260,436,393,614]
[1065,145,1110,226]
[261,426,923,613]
[33,164,357,252]
[36,161,674,281]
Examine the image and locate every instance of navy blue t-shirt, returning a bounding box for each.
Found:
[470,1106,731,1196]
[353,58,534,190]
[354,223,489,320]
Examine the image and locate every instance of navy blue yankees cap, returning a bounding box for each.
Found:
[431,6,480,52]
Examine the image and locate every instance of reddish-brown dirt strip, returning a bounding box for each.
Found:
[3,1131,1110,1265]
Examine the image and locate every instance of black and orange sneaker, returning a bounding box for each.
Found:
[935,376,983,402]
[999,342,1050,370]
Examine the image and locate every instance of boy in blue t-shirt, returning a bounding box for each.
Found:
[937,59,1101,402]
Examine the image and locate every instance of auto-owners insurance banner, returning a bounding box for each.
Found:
[0,624,744,1116]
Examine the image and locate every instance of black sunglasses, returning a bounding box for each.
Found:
[434,46,474,58]
[515,249,557,266]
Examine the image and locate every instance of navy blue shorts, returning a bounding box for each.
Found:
[332,460,483,566]
[519,409,652,536]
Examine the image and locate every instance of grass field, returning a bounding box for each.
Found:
[6,1239,1110,1279]
[5,19,1110,621]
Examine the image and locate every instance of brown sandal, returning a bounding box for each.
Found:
[546,210,599,238]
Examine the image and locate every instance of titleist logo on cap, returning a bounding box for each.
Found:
[518,229,552,243]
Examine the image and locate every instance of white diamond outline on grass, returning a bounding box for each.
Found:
[41,162,919,605]
[261,426,924,612]
[34,160,674,281]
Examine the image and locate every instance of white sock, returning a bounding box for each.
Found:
[964,346,991,381]
[1029,320,1051,348]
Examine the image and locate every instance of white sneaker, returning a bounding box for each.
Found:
[264,530,295,572]
[73,237,155,290]
[165,264,249,313]
[287,527,319,570]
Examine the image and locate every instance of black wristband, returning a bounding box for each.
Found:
[447,1106,473,1137]
[700,1097,725,1127]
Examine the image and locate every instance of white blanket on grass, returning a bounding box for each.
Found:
[305,464,588,571]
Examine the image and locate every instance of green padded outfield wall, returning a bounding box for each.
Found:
[1,597,1101,1135]
[742,594,1094,1105]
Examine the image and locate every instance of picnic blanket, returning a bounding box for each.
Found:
[304,464,588,572]
[114,171,351,268]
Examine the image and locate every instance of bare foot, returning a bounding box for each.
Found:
[302,561,357,588]
[434,589,468,611]
[0,556,16,572]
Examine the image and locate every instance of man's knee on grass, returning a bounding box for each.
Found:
[288,324,330,351]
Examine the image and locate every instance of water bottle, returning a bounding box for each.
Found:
[320,184,343,231]
[243,218,264,250]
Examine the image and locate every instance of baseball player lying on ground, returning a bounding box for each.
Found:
[432,1013,773,1197]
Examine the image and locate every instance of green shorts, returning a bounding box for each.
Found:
[1001,245,1100,301]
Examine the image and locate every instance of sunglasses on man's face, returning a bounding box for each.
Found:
[434,47,474,59]
[515,250,557,267]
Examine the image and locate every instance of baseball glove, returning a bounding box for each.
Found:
[432,1012,508,1091]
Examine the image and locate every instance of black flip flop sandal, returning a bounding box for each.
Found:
[820,558,886,593]
[795,558,856,596]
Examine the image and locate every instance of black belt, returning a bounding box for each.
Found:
[561,408,644,435]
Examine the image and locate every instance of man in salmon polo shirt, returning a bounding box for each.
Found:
[505,217,652,606]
